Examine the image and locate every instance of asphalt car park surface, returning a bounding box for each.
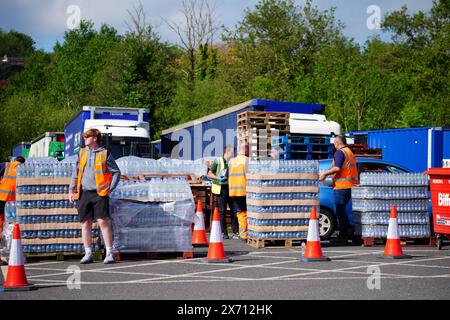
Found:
[1,238,450,300]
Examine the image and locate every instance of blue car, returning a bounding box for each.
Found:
[318,158,414,239]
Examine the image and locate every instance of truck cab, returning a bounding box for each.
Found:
[28,132,65,160]
[64,106,151,159]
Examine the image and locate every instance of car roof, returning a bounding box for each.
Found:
[319,157,412,172]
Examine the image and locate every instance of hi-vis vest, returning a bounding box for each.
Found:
[211,157,226,195]
[332,147,359,189]
[75,148,112,197]
[0,161,20,202]
[228,155,248,197]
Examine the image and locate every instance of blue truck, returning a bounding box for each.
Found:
[64,106,152,160]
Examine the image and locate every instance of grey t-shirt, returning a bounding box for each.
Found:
[69,147,121,195]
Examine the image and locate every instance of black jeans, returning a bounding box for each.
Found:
[334,188,352,232]
[216,185,238,235]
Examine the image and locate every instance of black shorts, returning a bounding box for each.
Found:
[77,190,110,222]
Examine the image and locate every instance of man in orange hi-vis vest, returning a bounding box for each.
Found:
[0,156,25,262]
[228,144,249,241]
[69,129,121,264]
[319,135,359,243]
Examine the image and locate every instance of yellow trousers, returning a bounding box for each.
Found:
[237,211,248,239]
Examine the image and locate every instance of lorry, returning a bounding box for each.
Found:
[64,106,152,159]
[12,142,31,158]
[28,132,65,160]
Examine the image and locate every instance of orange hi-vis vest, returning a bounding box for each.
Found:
[332,146,359,190]
[0,161,21,202]
[228,155,248,197]
[75,148,112,198]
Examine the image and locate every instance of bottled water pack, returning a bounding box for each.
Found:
[110,177,193,202]
[116,156,208,178]
[247,160,319,174]
[354,224,431,238]
[352,186,428,200]
[248,230,308,239]
[359,172,429,187]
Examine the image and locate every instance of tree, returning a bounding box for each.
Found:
[166,0,219,88]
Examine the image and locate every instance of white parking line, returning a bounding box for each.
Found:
[30,272,450,286]
[263,256,450,280]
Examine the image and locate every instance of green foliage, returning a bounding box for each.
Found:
[0,0,448,161]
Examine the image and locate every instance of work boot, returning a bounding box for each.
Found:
[223,233,230,239]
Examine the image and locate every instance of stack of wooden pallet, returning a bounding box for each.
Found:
[237,111,290,160]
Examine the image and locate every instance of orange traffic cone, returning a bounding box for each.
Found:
[380,205,411,259]
[192,200,208,247]
[206,208,232,263]
[302,207,330,262]
[3,224,36,291]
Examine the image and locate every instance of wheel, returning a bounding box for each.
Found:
[319,208,336,239]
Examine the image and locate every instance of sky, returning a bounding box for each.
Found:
[0,0,434,52]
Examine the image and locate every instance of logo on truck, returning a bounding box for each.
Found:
[438,193,450,207]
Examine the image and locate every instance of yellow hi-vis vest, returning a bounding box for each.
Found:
[211,157,226,195]
[75,148,112,198]
[228,155,248,197]
[0,161,20,201]
[332,146,359,189]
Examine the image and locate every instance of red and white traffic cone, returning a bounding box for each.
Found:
[380,205,411,259]
[3,224,36,291]
[302,207,330,262]
[192,200,208,247]
[206,208,232,263]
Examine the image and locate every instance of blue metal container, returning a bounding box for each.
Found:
[350,127,450,172]
[161,99,325,160]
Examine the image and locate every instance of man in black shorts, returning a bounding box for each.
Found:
[69,129,121,264]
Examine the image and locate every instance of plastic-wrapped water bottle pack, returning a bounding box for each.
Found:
[352,199,429,212]
[248,230,308,239]
[110,177,193,202]
[248,218,309,226]
[247,179,318,187]
[352,186,429,199]
[353,211,430,225]
[247,205,313,213]
[110,198,195,253]
[359,172,429,186]
[116,156,209,178]
[354,224,431,238]
[23,243,100,254]
[247,160,319,174]
[16,163,75,178]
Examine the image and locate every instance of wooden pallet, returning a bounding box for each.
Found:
[24,250,103,262]
[353,236,437,247]
[113,250,194,262]
[238,111,290,124]
[247,237,305,249]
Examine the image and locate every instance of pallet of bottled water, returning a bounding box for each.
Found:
[109,177,195,253]
[116,156,210,179]
[246,160,319,241]
[13,161,101,255]
[352,173,431,239]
